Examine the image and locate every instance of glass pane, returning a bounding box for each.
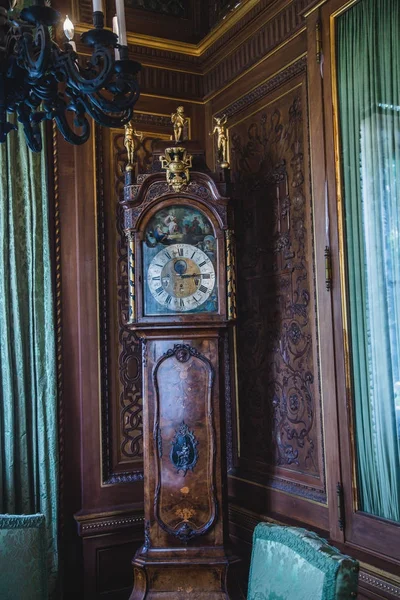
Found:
[337,0,400,522]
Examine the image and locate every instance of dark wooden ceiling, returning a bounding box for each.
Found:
[67,0,239,43]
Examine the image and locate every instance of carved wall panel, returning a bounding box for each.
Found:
[229,75,326,502]
[98,121,171,484]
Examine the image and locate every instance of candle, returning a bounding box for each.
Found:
[63,16,78,58]
[63,15,75,42]
[116,0,127,46]
[92,0,104,12]
[112,15,120,60]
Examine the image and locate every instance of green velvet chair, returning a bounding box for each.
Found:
[0,514,48,600]
[248,523,359,600]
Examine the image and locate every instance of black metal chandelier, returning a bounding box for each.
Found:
[0,0,141,152]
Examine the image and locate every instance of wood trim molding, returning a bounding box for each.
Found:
[73,0,262,57]
[215,54,307,120]
[75,508,145,537]
[70,1,308,102]
[359,571,400,600]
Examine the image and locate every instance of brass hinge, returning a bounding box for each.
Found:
[316,20,322,64]
[325,246,332,291]
[337,482,345,531]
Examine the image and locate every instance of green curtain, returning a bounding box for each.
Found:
[337,0,400,522]
[0,121,59,594]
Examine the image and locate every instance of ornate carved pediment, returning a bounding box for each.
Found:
[122,171,229,231]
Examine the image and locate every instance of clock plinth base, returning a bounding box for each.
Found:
[129,548,241,600]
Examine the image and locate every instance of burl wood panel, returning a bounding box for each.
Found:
[143,338,222,547]
[230,76,326,502]
[154,344,217,540]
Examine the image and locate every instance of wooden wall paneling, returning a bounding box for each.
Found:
[208,30,307,118]
[202,0,308,100]
[60,134,100,507]
[57,129,86,595]
[222,69,328,526]
[99,110,177,488]
[100,125,144,486]
[304,5,344,543]
[77,515,145,599]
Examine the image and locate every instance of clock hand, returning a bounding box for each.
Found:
[179,273,203,279]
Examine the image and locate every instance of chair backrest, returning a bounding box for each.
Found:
[0,514,48,600]
[248,523,359,600]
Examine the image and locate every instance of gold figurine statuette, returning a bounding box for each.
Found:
[171,106,188,143]
[124,121,143,171]
[211,114,229,169]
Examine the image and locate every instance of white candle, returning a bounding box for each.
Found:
[116,0,127,46]
[92,0,104,12]
[63,15,75,41]
[112,15,120,60]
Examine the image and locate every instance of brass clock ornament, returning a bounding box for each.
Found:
[121,139,239,599]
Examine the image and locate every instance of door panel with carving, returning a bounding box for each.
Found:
[230,75,326,503]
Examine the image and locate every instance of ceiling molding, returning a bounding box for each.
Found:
[74,0,259,57]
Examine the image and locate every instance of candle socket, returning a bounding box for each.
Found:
[119,44,128,60]
[93,10,104,28]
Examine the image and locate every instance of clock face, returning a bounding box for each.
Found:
[143,205,218,316]
[147,244,215,312]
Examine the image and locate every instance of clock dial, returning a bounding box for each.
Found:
[147,244,215,312]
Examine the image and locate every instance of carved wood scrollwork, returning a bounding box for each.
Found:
[230,85,325,501]
[101,131,172,483]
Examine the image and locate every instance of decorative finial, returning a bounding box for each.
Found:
[161,147,192,192]
[124,121,143,172]
[210,114,229,169]
[171,106,188,143]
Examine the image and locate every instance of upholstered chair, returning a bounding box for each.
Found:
[248,523,359,600]
[0,514,48,600]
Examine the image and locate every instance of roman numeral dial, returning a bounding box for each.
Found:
[147,243,216,313]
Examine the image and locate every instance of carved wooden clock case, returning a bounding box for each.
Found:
[121,141,239,599]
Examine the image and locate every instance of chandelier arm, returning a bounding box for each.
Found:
[16,103,42,152]
[77,92,133,128]
[56,46,116,95]
[19,24,52,80]
[54,110,91,146]
[85,81,140,115]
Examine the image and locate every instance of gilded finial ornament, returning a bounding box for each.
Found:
[161,147,192,192]
[124,122,143,172]
[171,106,188,142]
[211,114,229,169]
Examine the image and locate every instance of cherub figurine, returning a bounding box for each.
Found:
[210,114,229,168]
[171,106,188,143]
[124,121,143,171]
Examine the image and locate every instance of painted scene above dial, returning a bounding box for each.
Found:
[143,205,218,316]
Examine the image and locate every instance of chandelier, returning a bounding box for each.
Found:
[0,0,141,152]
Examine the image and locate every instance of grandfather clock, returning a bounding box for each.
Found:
[121,140,238,599]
